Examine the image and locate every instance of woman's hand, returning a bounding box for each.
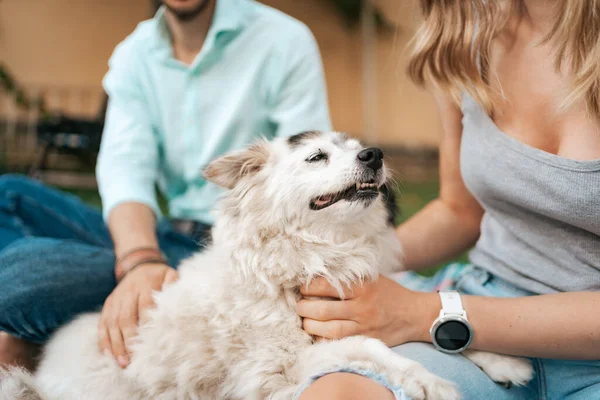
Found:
[98,263,178,368]
[297,276,439,347]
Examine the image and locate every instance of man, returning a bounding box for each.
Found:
[0,0,331,369]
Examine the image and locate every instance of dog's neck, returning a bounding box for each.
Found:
[211,214,386,300]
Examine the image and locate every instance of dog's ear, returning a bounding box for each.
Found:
[203,142,270,189]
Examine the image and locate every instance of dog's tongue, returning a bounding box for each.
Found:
[314,195,333,207]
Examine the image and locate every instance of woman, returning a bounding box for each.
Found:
[297,0,600,399]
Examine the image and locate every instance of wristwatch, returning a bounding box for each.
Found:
[430,291,473,354]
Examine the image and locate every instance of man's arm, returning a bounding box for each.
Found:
[96,41,176,368]
[268,26,332,137]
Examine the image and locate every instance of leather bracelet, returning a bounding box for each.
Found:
[115,247,168,282]
[117,257,169,283]
[117,246,162,263]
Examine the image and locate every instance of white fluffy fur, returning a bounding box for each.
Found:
[0,132,529,400]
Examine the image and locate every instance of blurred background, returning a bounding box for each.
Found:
[0,0,445,259]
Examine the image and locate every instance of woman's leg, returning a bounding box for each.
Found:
[541,358,600,399]
[393,343,538,400]
[297,342,538,400]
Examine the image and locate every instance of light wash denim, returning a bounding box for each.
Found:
[0,174,205,344]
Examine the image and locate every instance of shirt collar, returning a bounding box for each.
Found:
[150,0,248,54]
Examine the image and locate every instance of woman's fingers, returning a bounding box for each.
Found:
[296,299,354,322]
[300,277,339,298]
[302,318,360,339]
[300,277,358,299]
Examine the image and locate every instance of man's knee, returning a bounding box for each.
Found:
[0,174,41,197]
[0,237,75,274]
[0,238,115,343]
[298,373,395,400]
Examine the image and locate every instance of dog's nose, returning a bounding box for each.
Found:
[357,147,383,171]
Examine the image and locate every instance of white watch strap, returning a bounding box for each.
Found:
[439,291,464,316]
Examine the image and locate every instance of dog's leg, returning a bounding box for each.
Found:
[293,336,459,400]
[0,366,45,400]
[462,350,533,387]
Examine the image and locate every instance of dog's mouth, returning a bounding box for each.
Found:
[309,181,382,211]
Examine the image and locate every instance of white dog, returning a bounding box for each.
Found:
[1,132,530,400]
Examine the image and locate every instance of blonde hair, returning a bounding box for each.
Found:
[408,0,600,123]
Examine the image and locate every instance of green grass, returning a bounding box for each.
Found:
[395,180,440,225]
[65,188,103,209]
[393,179,470,276]
[64,188,169,215]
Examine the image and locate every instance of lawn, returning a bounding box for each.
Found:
[394,180,439,225]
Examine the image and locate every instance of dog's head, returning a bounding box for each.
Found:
[204,131,393,232]
[203,131,401,289]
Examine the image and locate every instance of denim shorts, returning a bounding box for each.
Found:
[295,264,600,400]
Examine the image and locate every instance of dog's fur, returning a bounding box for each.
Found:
[0,132,531,400]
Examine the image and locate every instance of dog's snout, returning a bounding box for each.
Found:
[357,147,383,171]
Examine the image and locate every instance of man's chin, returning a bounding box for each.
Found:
[164,0,212,22]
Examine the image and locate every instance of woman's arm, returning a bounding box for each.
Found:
[298,277,600,360]
[397,92,484,270]
[297,92,600,360]
[457,292,600,359]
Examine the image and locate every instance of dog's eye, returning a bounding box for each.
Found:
[306,151,328,163]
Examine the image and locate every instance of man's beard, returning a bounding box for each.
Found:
[163,0,212,22]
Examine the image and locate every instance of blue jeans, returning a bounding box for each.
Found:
[392,265,600,400]
[0,174,207,344]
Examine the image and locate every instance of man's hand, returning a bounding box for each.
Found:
[296,276,439,347]
[98,263,178,367]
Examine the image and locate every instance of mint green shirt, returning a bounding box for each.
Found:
[96,0,331,224]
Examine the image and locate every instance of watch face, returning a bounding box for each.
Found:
[434,320,471,351]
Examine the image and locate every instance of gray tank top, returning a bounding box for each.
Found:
[460,93,600,294]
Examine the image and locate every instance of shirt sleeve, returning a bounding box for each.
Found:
[269,26,333,137]
[96,42,161,221]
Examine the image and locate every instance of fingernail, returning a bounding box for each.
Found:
[118,355,129,366]
[103,349,112,358]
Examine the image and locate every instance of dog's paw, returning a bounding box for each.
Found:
[354,338,459,400]
[463,350,533,387]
